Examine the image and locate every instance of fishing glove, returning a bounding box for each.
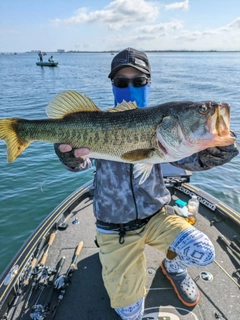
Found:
[54,143,92,172]
[171,131,238,171]
[198,131,239,168]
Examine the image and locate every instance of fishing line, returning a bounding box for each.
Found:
[214,260,240,289]
[40,179,59,193]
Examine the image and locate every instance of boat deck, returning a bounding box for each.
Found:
[9,192,239,320]
[0,172,240,320]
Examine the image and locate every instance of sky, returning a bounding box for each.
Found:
[1,0,240,52]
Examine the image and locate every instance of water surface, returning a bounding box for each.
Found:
[0,52,239,273]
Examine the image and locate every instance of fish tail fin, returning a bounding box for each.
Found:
[0,119,31,162]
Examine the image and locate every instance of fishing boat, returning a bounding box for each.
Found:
[36,62,58,67]
[0,164,239,320]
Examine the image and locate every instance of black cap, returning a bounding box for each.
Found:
[108,47,151,79]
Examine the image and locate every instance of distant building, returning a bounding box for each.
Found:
[57,49,65,53]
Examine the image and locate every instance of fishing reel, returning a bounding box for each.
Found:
[30,304,46,320]
[54,274,71,290]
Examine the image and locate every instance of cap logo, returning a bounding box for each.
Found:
[134,58,146,68]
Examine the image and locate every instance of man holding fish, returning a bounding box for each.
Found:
[0,48,238,320]
[54,48,238,319]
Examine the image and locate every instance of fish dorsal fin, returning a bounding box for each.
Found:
[107,100,138,112]
[46,90,100,119]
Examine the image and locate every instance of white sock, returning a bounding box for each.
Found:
[115,297,144,320]
[164,256,186,274]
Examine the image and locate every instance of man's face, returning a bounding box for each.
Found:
[112,66,151,108]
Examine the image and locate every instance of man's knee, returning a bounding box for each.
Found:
[169,228,215,267]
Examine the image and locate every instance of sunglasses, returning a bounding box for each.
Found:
[112,77,150,88]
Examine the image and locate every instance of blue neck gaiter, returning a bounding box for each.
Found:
[112,84,151,108]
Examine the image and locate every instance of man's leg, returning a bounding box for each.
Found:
[96,230,146,319]
[161,228,215,306]
[143,209,215,307]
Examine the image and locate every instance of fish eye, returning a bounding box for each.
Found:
[199,104,209,114]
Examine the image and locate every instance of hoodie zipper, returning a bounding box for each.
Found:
[130,164,139,221]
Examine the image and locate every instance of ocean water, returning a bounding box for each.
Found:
[0,52,239,273]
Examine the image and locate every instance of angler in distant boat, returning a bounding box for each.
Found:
[48,55,54,62]
[38,51,43,62]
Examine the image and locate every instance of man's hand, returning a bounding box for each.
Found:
[54,144,91,171]
[58,144,90,158]
[199,135,239,168]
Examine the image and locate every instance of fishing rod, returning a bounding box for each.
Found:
[19,233,56,318]
[28,256,66,320]
[218,235,240,262]
[24,237,46,287]
[26,232,56,308]
[51,241,84,320]
[38,233,56,267]
[44,256,66,311]
[3,236,46,320]
[232,235,240,253]
[31,266,52,307]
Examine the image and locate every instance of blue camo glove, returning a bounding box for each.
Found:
[198,131,239,167]
[54,143,91,171]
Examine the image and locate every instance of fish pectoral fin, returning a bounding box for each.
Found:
[121,149,155,184]
[121,148,155,161]
[46,90,100,119]
[133,163,153,184]
[107,100,138,112]
[0,119,31,162]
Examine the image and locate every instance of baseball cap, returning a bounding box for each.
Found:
[108,47,151,79]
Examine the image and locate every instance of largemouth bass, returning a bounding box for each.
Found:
[0,90,235,183]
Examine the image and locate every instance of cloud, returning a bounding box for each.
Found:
[50,0,159,30]
[103,20,183,46]
[175,17,240,42]
[165,0,189,11]
[138,20,183,34]
[105,33,157,44]
[219,17,240,31]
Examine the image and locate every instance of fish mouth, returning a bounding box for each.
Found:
[216,103,230,137]
[210,102,235,146]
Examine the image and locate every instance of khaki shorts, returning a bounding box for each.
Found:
[96,207,193,308]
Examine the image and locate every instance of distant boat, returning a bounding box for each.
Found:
[36,61,58,67]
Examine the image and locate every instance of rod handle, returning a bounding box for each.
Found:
[40,233,56,265]
[48,233,56,246]
[76,241,84,256]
